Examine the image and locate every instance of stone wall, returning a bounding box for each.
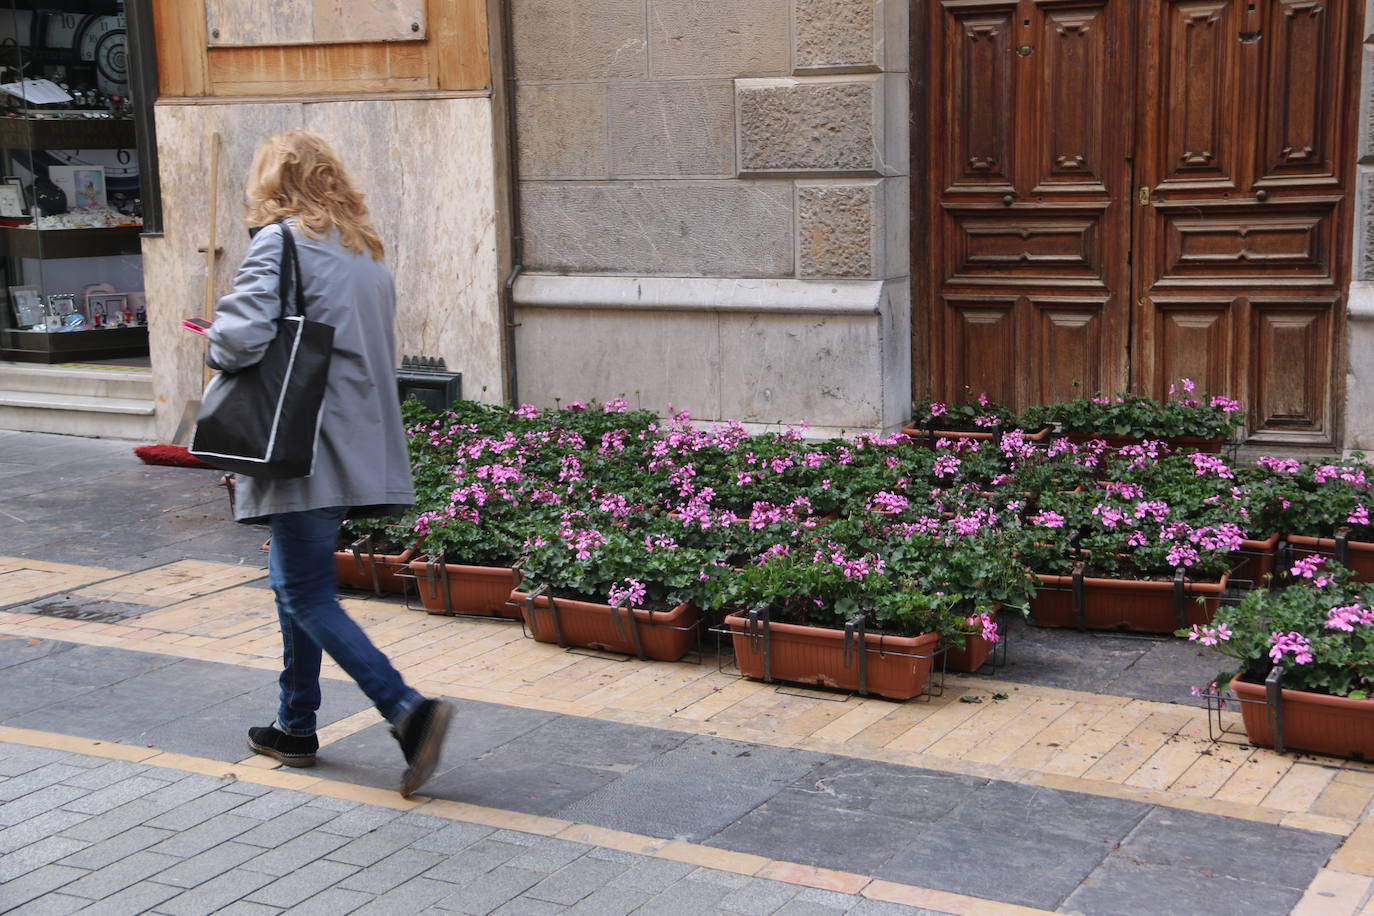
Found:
[1348,1,1374,451]
[509,0,910,434]
[145,98,501,443]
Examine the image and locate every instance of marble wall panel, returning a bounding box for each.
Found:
[519,180,795,277]
[517,84,609,179]
[510,0,646,81]
[879,277,912,432]
[647,0,790,80]
[206,0,424,45]
[147,98,502,442]
[718,310,884,428]
[609,82,736,178]
[512,308,722,416]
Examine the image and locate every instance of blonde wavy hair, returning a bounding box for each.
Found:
[244,130,384,260]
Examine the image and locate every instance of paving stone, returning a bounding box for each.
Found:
[144,789,251,831]
[409,821,494,855]
[847,900,945,916]
[240,830,352,877]
[564,885,650,915]
[634,877,731,915]
[0,809,90,855]
[142,774,232,808]
[507,839,592,874]
[62,775,170,815]
[608,857,696,893]
[0,784,90,827]
[0,863,88,910]
[771,900,847,916]
[56,825,171,869]
[315,805,403,838]
[488,831,542,848]
[584,847,641,865]
[1062,857,1304,916]
[304,795,359,813]
[1107,808,1340,890]
[231,790,312,821]
[148,813,259,858]
[0,836,91,883]
[155,867,277,916]
[424,838,530,885]
[222,782,275,798]
[796,887,862,908]
[395,812,454,833]
[277,887,374,916]
[59,761,153,791]
[337,848,447,894]
[235,806,339,848]
[0,746,69,777]
[0,764,89,801]
[7,892,89,915]
[71,880,180,916]
[349,877,454,916]
[212,903,284,916]
[714,876,801,915]
[246,859,361,908]
[525,855,628,905]
[561,735,827,843]
[156,841,265,889]
[59,797,179,843]
[429,865,546,915]
[327,824,437,867]
[61,850,181,900]
[685,868,751,890]
[488,898,565,916]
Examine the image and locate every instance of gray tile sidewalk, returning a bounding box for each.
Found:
[0,742,947,916]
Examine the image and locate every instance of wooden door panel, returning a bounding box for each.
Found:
[1158,0,1243,189]
[945,4,1018,189]
[1260,0,1343,183]
[1032,299,1107,402]
[1250,299,1333,436]
[1155,202,1337,283]
[945,297,1018,404]
[948,207,1105,284]
[1149,298,1236,399]
[1035,4,1117,191]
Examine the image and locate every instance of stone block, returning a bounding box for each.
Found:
[648,0,790,79]
[511,308,722,418]
[1346,282,1374,452]
[737,74,905,176]
[609,82,736,178]
[1360,167,1374,282]
[796,177,906,279]
[718,309,885,428]
[791,0,898,73]
[517,84,608,179]
[1361,47,1374,164]
[519,180,794,276]
[510,0,646,81]
[880,277,912,432]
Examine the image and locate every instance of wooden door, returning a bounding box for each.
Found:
[1132,0,1357,444]
[925,0,1134,410]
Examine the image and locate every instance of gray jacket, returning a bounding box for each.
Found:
[206,221,415,524]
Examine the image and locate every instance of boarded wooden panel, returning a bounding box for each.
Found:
[432,0,490,90]
[206,0,426,46]
[151,0,209,96]
[207,42,433,95]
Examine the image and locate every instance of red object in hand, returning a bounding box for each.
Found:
[182,317,211,335]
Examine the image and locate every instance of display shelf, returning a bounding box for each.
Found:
[1,325,148,364]
[0,225,141,259]
[0,117,136,151]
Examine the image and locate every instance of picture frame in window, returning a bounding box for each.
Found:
[87,292,127,327]
[0,183,24,219]
[8,285,43,327]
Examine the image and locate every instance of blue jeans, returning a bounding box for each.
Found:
[268,506,422,736]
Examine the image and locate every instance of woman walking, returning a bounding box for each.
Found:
[204,130,451,797]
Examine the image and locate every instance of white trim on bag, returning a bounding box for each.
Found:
[190,316,307,465]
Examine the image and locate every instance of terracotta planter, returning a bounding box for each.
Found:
[943,607,1001,673]
[1286,534,1374,583]
[409,558,521,618]
[1030,571,1228,632]
[1231,676,1374,761]
[1061,431,1225,454]
[513,590,699,661]
[1231,533,1280,586]
[334,544,417,594]
[901,424,1053,444]
[723,613,940,701]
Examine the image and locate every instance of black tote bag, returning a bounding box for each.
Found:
[190,225,334,479]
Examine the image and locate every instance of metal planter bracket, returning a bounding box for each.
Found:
[745,606,772,683]
[1266,665,1286,754]
[423,553,453,615]
[521,585,560,644]
[349,535,383,595]
[610,601,647,661]
[842,615,869,697]
[1173,567,1187,628]
[1337,527,1351,568]
[1071,562,1086,632]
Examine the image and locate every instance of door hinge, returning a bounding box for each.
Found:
[1138,186,1151,207]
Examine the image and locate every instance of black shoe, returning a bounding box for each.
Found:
[247,724,318,767]
[393,699,453,797]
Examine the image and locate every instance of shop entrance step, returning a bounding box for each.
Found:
[0,363,156,440]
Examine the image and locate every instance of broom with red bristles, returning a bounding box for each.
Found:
[134,132,222,473]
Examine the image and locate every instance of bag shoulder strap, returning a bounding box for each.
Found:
[277,221,307,320]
